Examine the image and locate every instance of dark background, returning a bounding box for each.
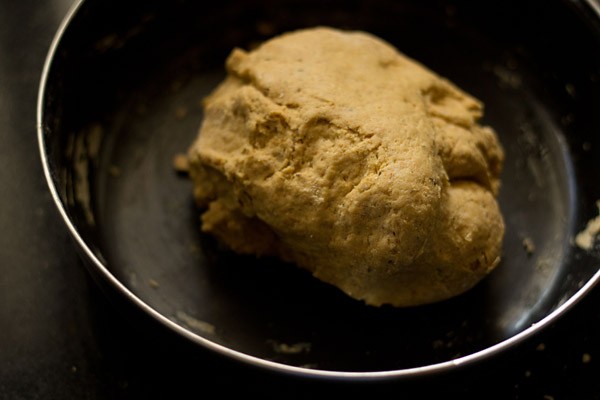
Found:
[0,0,598,398]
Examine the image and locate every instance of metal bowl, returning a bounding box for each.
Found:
[37,0,600,380]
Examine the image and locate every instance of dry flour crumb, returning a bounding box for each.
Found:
[536,343,546,351]
[173,153,190,174]
[493,65,522,89]
[522,237,535,256]
[575,201,600,251]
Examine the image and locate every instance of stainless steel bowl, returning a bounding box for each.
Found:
[38,0,600,380]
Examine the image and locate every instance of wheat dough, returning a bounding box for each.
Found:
[187,27,505,307]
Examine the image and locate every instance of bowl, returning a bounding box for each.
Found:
[37,0,600,380]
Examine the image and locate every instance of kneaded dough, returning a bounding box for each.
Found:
[187,27,505,307]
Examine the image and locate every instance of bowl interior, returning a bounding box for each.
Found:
[40,0,600,373]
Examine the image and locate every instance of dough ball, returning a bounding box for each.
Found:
[187,27,504,307]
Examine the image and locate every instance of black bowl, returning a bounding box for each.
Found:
[37,0,600,380]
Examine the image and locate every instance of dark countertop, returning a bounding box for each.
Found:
[0,0,598,398]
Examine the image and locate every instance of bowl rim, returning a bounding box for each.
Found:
[36,0,600,381]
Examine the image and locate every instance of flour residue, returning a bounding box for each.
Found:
[72,124,103,226]
[175,311,216,336]
[575,200,600,252]
[269,340,312,355]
